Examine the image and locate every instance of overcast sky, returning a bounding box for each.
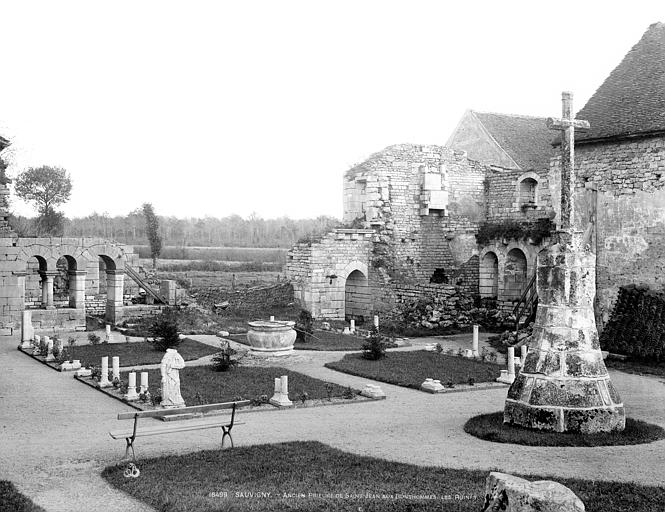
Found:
[0,1,663,220]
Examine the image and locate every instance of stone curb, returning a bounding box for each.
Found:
[73,373,384,421]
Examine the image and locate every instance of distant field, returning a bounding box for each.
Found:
[133,245,287,263]
[156,270,283,290]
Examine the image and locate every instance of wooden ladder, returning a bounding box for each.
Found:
[124,265,168,305]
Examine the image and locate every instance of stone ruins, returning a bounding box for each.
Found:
[0,137,181,338]
[286,22,665,339]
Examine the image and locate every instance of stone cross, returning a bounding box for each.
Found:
[546,91,590,231]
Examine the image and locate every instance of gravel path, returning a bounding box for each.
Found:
[2,332,665,512]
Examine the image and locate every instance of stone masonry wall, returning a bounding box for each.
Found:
[287,229,374,319]
[0,237,138,336]
[193,283,295,313]
[485,167,553,222]
[289,144,492,320]
[344,144,487,284]
[550,135,665,331]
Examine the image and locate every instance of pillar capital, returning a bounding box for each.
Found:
[68,270,88,276]
[105,269,125,276]
[41,271,60,279]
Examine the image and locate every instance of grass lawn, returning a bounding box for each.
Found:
[464,412,665,447]
[605,358,665,378]
[325,351,502,389]
[120,365,358,404]
[69,338,220,368]
[0,481,46,512]
[102,440,665,512]
[230,330,374,351]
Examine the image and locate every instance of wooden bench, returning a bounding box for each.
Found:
[109,400,251,462]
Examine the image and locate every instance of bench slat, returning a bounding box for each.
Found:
[117,400,251,420]
[110,420,246,439]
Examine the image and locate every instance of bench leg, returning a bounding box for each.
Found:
[220,426,233,448]
[124,437,137,462]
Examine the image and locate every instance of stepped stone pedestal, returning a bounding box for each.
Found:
[504,236,625,433]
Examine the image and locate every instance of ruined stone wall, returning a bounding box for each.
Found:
[343,144,487,284]
[193,283,295,313]
[549,135,665,330]
[289,144,491,320]
[0,237,138,336]
[287,229,374,319]
[485,167,553,221]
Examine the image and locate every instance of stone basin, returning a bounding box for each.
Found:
[246,320,296,356]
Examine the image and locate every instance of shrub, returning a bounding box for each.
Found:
[250,394,269,407]
[342,386,356,399]
[475,218,555,245]
[600,284,665,362]
[39,338,48,357]
[362,327,388,360]
[88,333,101,345]
[325,382,334,402]
[211,341,238,372]
[149,309,181,351]
[295,309,313,343]
[67,337,77,361]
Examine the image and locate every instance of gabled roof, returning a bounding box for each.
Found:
[576,22,665,142]
[447,110,554,172]
[472,112,554,171]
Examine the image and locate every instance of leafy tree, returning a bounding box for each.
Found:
[142,202,163,268]
[14,166,72,235]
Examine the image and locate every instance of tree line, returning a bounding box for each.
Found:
[2,161,341,248]
[10,211,341,248]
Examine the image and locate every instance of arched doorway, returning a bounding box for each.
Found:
[504,248,527,302]
[480,252,498,298]
[345,269,369,322]
[25,256,48,309]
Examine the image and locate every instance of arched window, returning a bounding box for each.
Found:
[516,173,539,209]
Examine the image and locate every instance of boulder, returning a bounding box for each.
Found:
[482,472,585,512]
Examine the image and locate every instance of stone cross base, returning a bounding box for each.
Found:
[503,243,625,433]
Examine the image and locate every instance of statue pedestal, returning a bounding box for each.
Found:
[503,240,625,433]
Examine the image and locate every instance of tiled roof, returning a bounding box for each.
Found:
[576,22,665,142]
[473,112,554,171]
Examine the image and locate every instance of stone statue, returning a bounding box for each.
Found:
[160,349,186,408]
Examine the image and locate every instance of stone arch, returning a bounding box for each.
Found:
[516,172,540,207]
[341,261,370,322]
[479,251,499,298]
[342,260,368,280]
[54,255,76,303]
[344,269,369,322]
[504,247,528,302]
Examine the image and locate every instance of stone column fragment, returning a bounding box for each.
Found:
[112,356,120,381]
[99,356,111,387]
[472,325,479,356]
[124,372,139,401]
[140,372,148,393]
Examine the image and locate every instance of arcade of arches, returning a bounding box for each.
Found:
[479,243,542,310]
[0,237,142,336]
